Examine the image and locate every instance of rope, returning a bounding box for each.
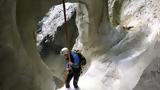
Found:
[62,0,71,59]
[62,0,72,87]
[62,0,68,48]
[62,0,72,62]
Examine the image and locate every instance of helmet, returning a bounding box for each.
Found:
[60,47,69,55]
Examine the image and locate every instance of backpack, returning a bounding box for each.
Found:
[74,50,87,66]
[70,50,87,67]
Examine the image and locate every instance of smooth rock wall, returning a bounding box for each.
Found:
[0,0,62,90]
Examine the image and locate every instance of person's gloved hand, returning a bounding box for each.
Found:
[68,61,73,65]
[66,62,73,71]
[66,67,71,71]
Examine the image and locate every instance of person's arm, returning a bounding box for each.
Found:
[64,59,72,70]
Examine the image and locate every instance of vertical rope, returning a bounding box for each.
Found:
[62,0,69,48]
[62,0,71,87]
[62,0,71,60]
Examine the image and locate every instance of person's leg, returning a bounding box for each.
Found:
[73,69,81,89]
[65,70,73,88]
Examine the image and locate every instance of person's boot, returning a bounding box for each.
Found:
[65,84,70,88]
[74,85,79,89]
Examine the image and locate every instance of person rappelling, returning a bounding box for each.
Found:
[61,0,86,89]
[60,47,86,89]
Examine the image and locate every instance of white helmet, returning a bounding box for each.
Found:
[60,47,69,55]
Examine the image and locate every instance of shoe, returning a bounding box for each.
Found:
[74,85,79,89]
[66,85,70,88]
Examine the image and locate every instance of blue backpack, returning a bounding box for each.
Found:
[70,50,86,68]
